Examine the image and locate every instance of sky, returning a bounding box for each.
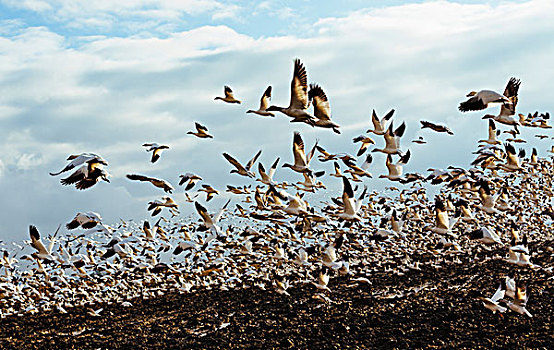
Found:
[1,0,553,242]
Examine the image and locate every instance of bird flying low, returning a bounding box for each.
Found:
[126,174,174,193]
[215,85,241,104]
[28,225,58,261]
[194,199,231,235]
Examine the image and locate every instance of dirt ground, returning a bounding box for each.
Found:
[1,241,553,349]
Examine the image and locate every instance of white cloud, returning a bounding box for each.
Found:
[0,0,553,241]
[1,0,242,32]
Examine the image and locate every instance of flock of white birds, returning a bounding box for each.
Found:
[1,58,553,320]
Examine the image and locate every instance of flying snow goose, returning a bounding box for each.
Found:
[498,143,525,172]
[465,226,502,245]
[60,161,110,190]
[178,173,202,191]
[257,157,280,185]
[352,135,375,156]
[214,85,241,104]
[459,78,514,112]
[478,119,501,145]
[148,196,179,216]
[198,184,219,202]
[475,280,507,314]
[126,174,174,193]
[194,199,231,235]
[66,212,102,230]
[50,153,107,176]
[420,120,453,135]
[308,84,340,134]
[28,225,58,261]
[142,143,169,163]
[266,59,315,126]
[379,150,411,181]
[507,281,532,317]
[482,78,521,125]
[187,122,213,138]
[222,150,262,178]
[372,121,406,155]
[246,86,273,117]
[336,176,366,222]
[282,132,315,174]
[367,109,395,135]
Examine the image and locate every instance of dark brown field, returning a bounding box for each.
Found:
[1,240,553,349]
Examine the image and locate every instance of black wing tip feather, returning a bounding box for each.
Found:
[395,122,406,137]
[29,225,39,239]
[342,176,354,199]
[383,109,395,120]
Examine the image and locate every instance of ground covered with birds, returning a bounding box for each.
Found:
[1,238,553,349]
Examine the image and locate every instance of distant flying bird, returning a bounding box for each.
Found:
[367,109,395,135]
[187,122,213,138]
[308,84,340,134]
[411,136,426,144]
[126,174,174,193]
[222,150,262,178]
[267,59,316,126]
[459,78,514,112]
[178,173,202,191]
[420,120,454,135]
[142,143,169,163]
[50,153,107,176]
[246,86,274,117]
[214,85,241,104]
